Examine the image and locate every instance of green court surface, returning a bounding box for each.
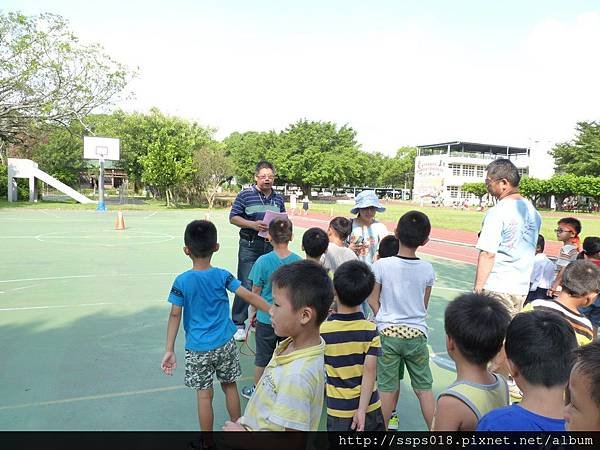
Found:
[0,208,474,431]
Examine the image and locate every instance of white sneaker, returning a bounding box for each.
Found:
[233,328,246,341]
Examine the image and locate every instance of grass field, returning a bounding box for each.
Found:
[0,207,476,431]
[307,201,600,240]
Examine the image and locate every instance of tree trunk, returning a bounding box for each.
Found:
[301,183,311,198]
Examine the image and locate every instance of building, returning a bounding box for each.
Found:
[413,141,530,206]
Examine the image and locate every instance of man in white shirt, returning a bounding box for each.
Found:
[474,159,542,398]
[474,159,542,315]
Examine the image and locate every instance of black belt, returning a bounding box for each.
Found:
[239,230,266,241]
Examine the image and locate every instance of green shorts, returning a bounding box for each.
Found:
[377,334,432,392]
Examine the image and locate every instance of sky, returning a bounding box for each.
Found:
[4,0,600,155]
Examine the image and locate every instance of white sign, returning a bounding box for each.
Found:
[84,136,120,161]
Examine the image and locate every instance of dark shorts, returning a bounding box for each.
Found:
[525,287,552,305]
[255,321,284,367]
[184,338,241,390]
[327,408,386,432]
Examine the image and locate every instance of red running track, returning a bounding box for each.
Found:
[289,211,563,266]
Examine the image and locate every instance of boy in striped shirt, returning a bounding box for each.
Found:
[524,260,600,346]
[321,260,385,431]
[223,260,333,432]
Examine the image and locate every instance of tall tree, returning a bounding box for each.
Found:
[380,147,417,188]
[140,114,212,206]
[189,142,234,212]
[552,121,600,177]
[0,12,133,164]
[277,119,362,196]
[223,131,280,184]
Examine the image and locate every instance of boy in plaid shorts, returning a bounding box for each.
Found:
[161,220,269,432]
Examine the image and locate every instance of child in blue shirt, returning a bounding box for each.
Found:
[241,217,302,399]
[476,310,577,431]
[161,220,269,433]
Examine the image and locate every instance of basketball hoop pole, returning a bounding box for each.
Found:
[96,157,106,211]
[83,137,119,212]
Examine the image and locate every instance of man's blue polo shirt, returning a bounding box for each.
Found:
[229,186,286,236]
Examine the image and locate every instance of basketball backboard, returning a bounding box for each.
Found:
[84,136,120,161]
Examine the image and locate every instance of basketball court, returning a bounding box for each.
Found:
[0,208,475,430]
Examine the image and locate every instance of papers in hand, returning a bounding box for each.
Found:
[258,211,289,238]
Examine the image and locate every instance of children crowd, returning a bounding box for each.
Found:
[160,160,600,438]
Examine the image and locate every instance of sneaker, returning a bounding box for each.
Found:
[508,379,523,401]
[387,411,399,430]
[233,328,246,342]
[241,385,255,400]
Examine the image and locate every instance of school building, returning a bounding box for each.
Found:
[413,140,552,206]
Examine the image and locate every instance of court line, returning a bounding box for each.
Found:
[0,376,254,411]
[38,210,61,219]
[432,286,467,293]
[0,272,178,284]
[0,301,162,311]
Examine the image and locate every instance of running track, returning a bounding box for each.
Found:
[289,211,563,266]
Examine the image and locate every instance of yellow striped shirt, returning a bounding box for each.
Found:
[321,312,382,418]
[240,337,325,431]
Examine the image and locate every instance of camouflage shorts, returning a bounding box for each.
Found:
[184,338,241,390]
[482,289,527,317]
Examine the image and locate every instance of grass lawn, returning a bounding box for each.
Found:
[308,200,600,241]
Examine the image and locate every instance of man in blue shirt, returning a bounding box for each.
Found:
[229,160,286,339]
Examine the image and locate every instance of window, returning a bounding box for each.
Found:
[462,165,475,177]
[460,190,472,199]
[447,186,459,198]
[518,168,529,177]
[449,164,460,176]
[477,166,484,177]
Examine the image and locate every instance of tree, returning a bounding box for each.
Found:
[189,142,234,213]
[140,114,212,206]
[552,121,600,177]
[578,176,600,207]
[223,131,280,184]
[546,174,580,210]
[461,182,488,206]
[277,119,362,196]
[0,12,132,164]
[519,177,550,208]
[31,125,87,186]
[379,147,417,189]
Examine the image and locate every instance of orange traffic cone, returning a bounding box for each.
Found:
[115,211,125,230]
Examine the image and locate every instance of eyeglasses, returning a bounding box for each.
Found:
[555,228,572,234]
[256,174,274,180]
